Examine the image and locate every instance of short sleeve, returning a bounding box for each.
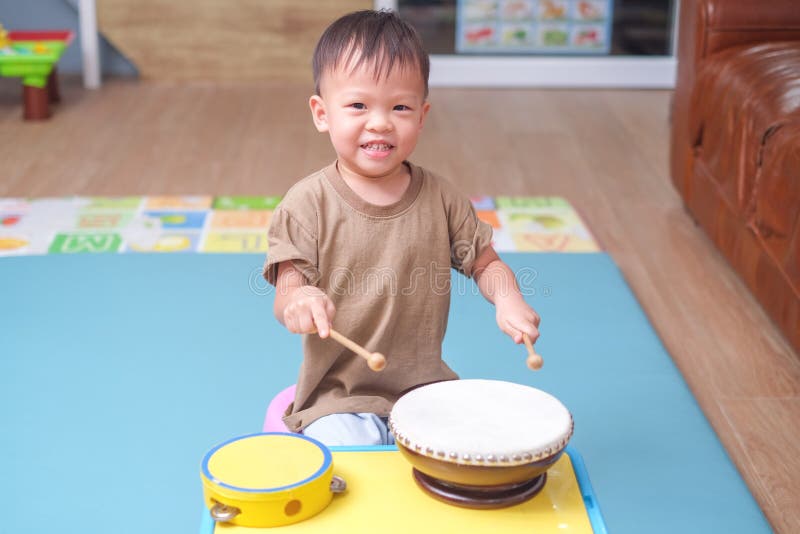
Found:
[447,193,493,278]
[263,206,321,286]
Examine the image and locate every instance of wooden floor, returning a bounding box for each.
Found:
[2,78,799,532]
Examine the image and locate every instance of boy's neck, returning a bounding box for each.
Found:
[336,161,412,207]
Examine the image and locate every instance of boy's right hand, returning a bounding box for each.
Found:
[283,285,336,338]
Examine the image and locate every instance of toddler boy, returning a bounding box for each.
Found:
[265,10,540,445]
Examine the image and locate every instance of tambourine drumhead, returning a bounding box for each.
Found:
[203,433,330,495]
[389,379,573,467]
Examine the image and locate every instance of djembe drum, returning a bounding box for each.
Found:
[388,379,574,509]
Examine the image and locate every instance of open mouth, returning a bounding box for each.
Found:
[361,142,394,153]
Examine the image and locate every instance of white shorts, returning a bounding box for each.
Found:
[302,413,396,447]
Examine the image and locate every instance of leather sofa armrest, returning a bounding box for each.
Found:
[670,0,800,200]
[700,0,800,57]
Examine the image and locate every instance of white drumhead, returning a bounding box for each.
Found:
[389,379,573,466]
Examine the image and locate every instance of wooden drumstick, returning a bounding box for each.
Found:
[522,333,543,371]
[327,328,387,372]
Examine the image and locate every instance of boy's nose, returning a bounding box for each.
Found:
[366,112,393,133]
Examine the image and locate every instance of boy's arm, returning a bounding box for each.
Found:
[273,261,335,337]
[473,246,540,345]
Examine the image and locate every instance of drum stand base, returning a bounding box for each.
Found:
[412,469,547,509]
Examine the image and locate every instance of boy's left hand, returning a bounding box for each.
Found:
[495,294,540,345]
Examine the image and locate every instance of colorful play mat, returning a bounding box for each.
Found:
[0,196,598,256]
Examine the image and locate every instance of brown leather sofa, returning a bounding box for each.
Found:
[671,0,800,352]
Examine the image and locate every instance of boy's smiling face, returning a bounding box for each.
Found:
[309,56,431,184]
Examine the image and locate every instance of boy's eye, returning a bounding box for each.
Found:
[393,105,411,111]
[350,103,366,110]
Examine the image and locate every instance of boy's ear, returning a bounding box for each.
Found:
[418,101,431,130]
[309,95,329,133]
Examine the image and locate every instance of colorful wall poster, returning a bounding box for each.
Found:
[457,0,612,54]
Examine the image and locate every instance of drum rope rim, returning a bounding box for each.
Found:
[388,416,574,467]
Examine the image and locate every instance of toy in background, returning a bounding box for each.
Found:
[0,23,10,49]
[0,27,73,119]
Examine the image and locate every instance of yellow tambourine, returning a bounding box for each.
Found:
[200,432,346,527]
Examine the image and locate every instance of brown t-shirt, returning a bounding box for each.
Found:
[264,161,493,432]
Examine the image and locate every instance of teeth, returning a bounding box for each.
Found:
[363,143,391,150]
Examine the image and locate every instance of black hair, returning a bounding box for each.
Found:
[312,10,430,98]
